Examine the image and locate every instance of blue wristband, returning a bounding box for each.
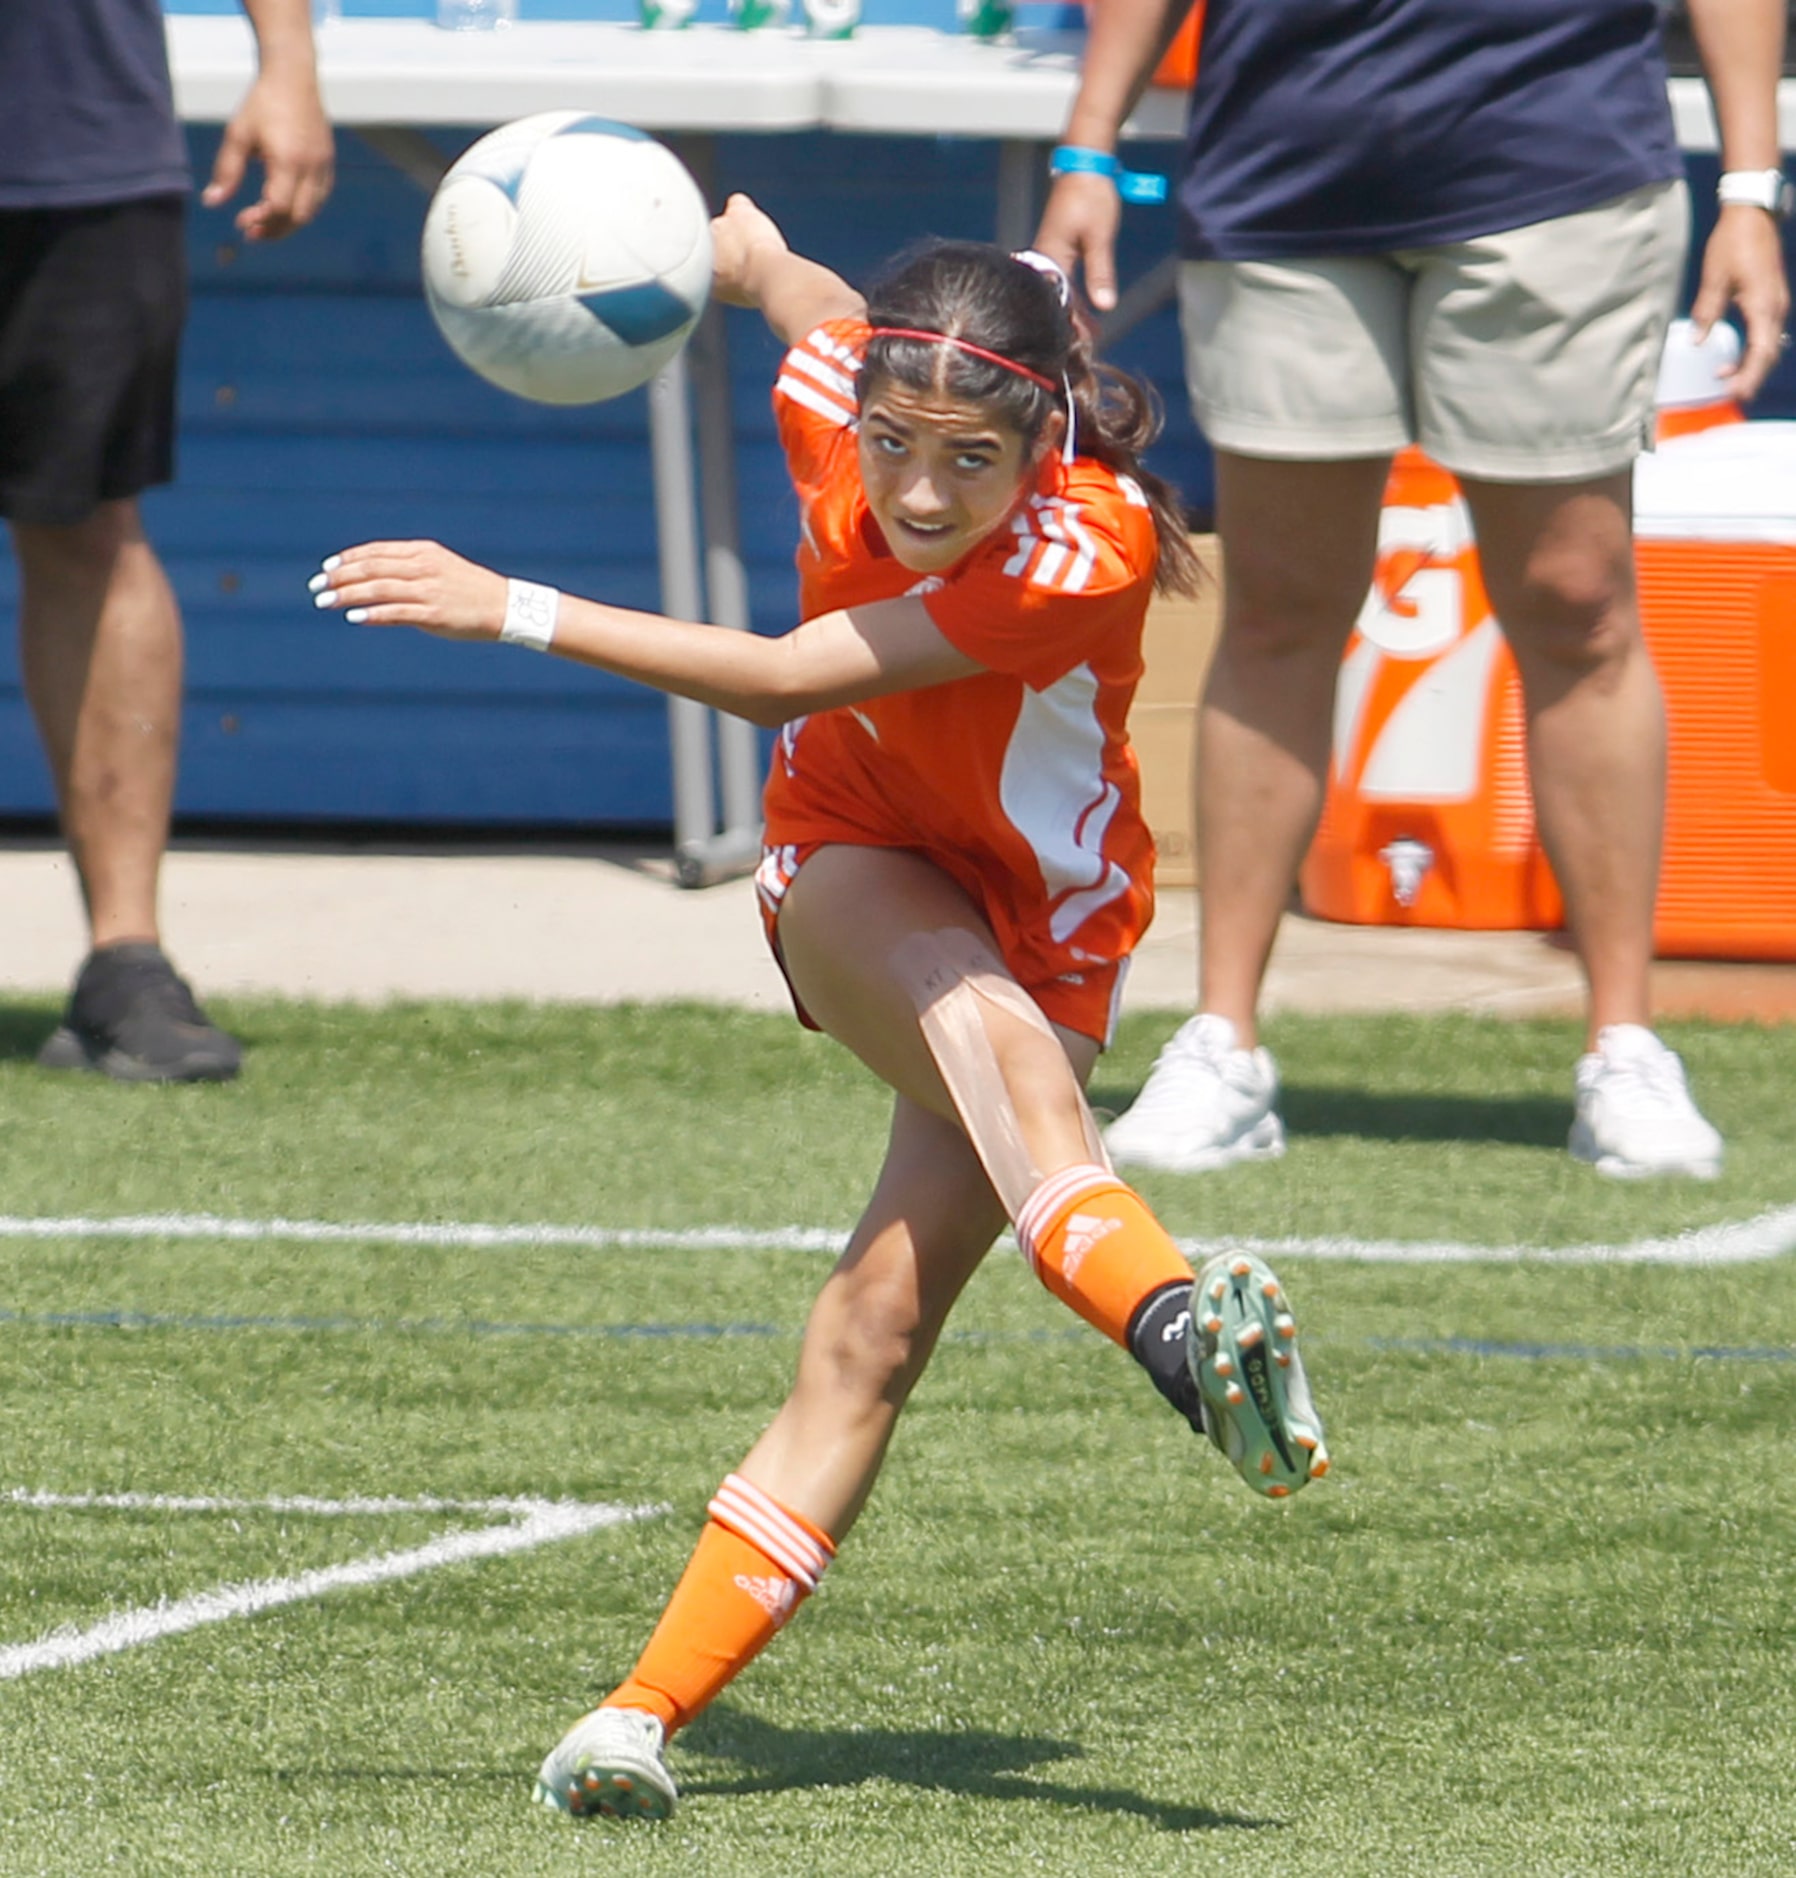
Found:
[1048,143,1168,205]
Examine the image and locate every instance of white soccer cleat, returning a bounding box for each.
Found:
[1103,1013,1286,1174]
[533,1706,677,1822]
[1568,1025,1723,1181]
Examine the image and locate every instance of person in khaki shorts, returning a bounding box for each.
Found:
[1037,0,1790,1179]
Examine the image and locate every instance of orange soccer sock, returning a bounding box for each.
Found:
[1015,1164,1206,1433]
[604,1473,837,1737]
[1015,1163,1195,1349]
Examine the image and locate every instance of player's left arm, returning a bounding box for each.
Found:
[205,0,335,241]
[710,194,865,345]
[312,540,982,725]
[1685,0,1791,397]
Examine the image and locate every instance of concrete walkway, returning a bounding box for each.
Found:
[8,835,1793,1024]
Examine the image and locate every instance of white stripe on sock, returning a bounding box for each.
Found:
[1015,1164,1115,1270]
[708,1474,830,1590]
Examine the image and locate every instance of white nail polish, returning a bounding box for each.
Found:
[321,553,341,572]
[313,589,338,608]
[307,571,329,592]
[345,608,369,623]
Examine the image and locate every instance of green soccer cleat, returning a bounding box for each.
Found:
[1189,1251,1328,1499]
[533,1706,677,1822]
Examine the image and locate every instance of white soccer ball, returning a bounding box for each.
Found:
[420,113,713,406]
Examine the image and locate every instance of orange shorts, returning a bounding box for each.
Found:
[753,841,1132,1048]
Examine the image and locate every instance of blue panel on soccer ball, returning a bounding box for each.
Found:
[556,117,652,143]
[578,281,693,347]
[480,153,531,205]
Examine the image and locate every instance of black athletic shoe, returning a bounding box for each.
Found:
[37,943,242,1083]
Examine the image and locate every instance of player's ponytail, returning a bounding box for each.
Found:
[862,241,1203,597]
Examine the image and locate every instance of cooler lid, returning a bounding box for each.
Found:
[1634,423,1796,543]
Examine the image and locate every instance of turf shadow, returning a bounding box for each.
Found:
[680,1706,1281,1833]
[0,1000,55,1063]
[1088,1074,1567,1152]
[1275,1083,1567,1150]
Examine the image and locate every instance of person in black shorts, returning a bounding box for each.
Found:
[1,0,334,1080]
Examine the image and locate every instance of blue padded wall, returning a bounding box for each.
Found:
[0,123,1786,832]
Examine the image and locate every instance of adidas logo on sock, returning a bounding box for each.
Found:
[733,1573,798,1623]
[1061,1211,1123,1281]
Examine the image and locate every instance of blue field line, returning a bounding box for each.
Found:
[1372,1335,1796,1365]
[0,1304,1075,1345]
[2,1304,1792,1364]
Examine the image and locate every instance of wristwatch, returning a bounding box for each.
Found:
[1717,169,1794,217]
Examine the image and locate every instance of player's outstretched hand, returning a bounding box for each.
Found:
[310,541,509,642]
[710,193,791,309]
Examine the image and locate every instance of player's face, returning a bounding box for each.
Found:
[857,381,1049,574]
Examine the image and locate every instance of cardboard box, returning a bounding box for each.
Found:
[1130,535,1223,887]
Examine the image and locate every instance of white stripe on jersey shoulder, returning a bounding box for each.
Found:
[778,325,865,429]
[783,345,859,404]
[1001,492,1100,593]
[802,325,865,372]
[777,373,858,430]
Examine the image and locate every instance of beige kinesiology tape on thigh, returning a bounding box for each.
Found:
[890,928,1110,1221]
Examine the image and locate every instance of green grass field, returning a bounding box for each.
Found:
[1,998,1793,1877]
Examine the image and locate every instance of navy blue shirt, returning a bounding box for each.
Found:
[0,0,190,209]
[1177,0,1684,259]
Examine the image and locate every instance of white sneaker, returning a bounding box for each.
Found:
[533,1706,677,1821]
[1103,1013,1286,1174]
[1569,1025,1723,1181]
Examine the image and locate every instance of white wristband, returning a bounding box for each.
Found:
[1717,169,1792,217]
[500,578,560,651]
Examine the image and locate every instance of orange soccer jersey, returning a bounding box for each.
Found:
[756,319,1162,1043]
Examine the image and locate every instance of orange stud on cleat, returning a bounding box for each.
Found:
[1310,1457,1330,1479]
[1237,1322,1264,1350]
[1230,1258,1252,1278]
[1214,1356,1234,1378]
[1294,1432,1318,1451]
[1259,1453,1275,1475]
[1226,1382,1245,1405]
[1275,1315,1296,1339]
[1262,1280,1280,1299]
[1274,1350,1292,1368]
[1209,1278,1227,1303]
[1266,1485,1290,1499]
[1203,1313,1224,1335]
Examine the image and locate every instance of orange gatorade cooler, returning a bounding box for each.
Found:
[1633,419,1796,960]
[1301,319,1778,943]
[1298,448,1564,930]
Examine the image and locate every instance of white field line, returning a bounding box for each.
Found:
[0,1491,660,1682]
[0,1207,1794,1266]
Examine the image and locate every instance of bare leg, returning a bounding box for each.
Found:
[1459,471,1658,1046]
[1197,452,1391,1046]
[13,499,181,949]
[775,844,1101,1167]
[738,1097,1006,1539]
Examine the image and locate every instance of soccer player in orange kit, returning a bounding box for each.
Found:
[311,193,1328,1822]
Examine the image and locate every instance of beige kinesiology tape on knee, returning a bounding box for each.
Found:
[890,928,1110,1221]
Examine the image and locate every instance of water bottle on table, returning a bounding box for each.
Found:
[958,0,1013,39]
[730,0,792,27]
[802,0,860,36]
[437,0,518,29]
